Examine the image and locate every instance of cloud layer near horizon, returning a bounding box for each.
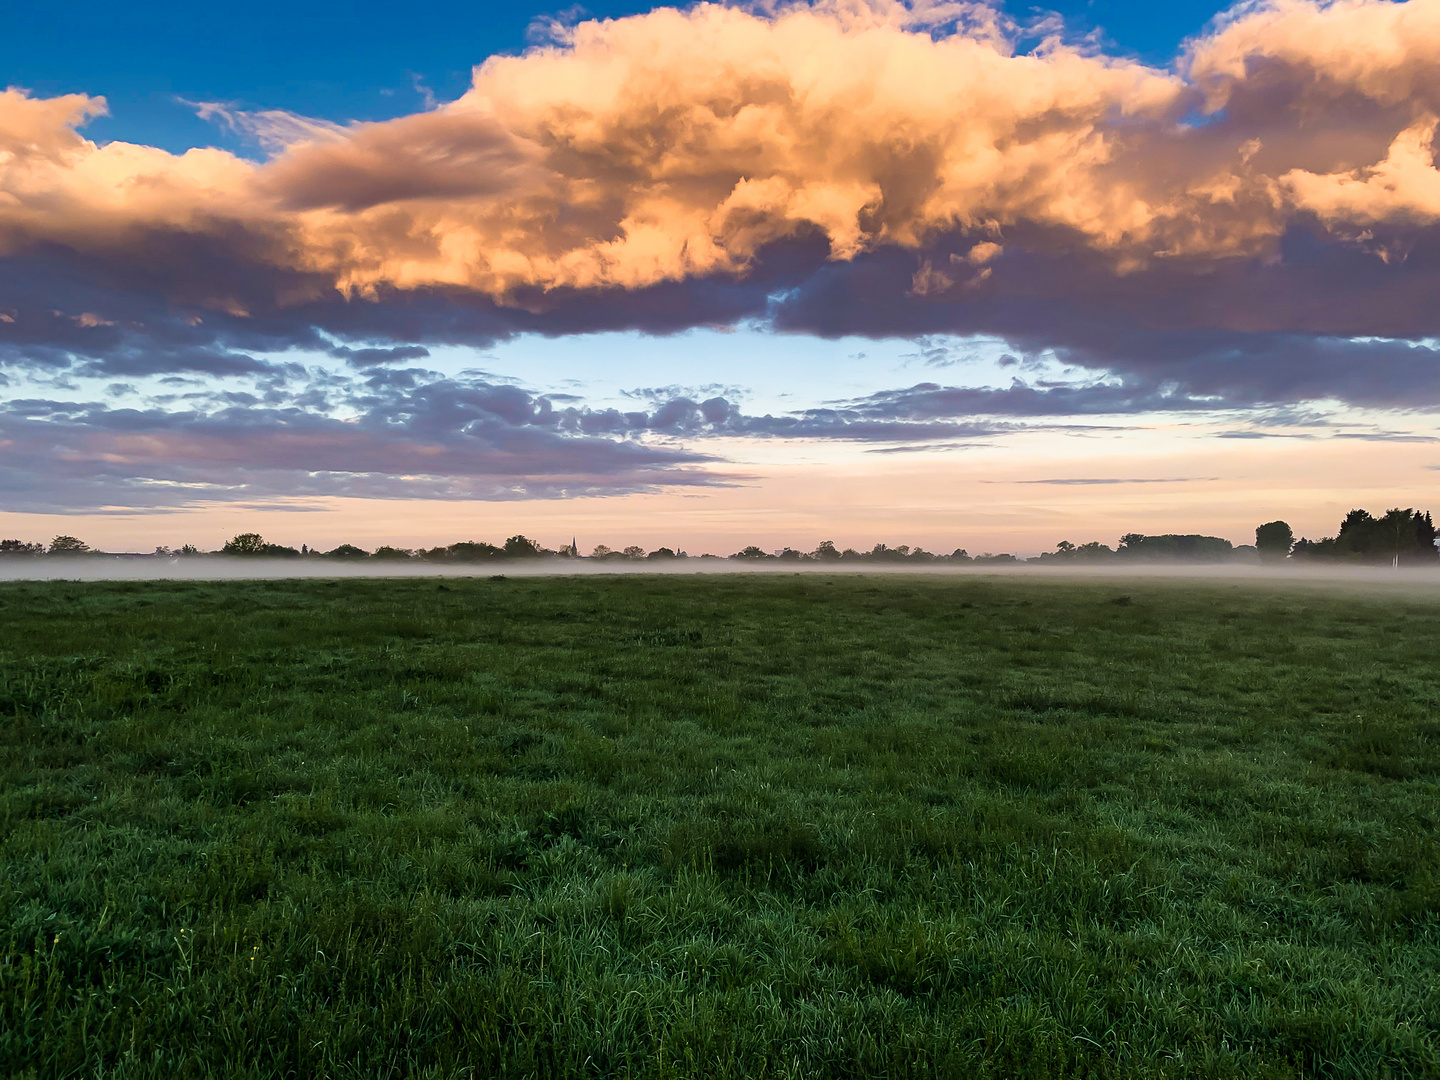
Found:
[6,0,1440,510]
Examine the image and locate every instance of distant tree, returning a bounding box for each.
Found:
[179,544,199,556]
[48,535,91,556]
[1373,508,1438,565]
[1296,508,1440,565]
[259,543,301,558]
[324,544,370,560]
[776,547,804,561]
[1117,534,1234,562]
[591,544,613,558]
[647,547,678,559]
[732,546,771,560]
[1289,537,1329,560]
[1232,544,1260,563]
[949,549,972,562]
[1034,540,1092,563]
[372,546,415,560]
[504,535,542,558]
[0,539,44,556]
[1255,520,1294,563]
[444,541,504,562]
[620,545,646,559]
[813,540,842,561]
[223,533,267,556]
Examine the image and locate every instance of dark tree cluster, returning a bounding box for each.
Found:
[1032,534,1249,563]
[0,536,92,557]
[221,533,301,558]
[1291,509,1438,566]
[728,541,988,563]
[215,534,553,561]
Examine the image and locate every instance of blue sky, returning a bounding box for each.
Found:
[5,0,1227,151]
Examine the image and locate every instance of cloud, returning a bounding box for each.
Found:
[4,0,1440,414]
[1003,477,1217,485]
[328,344,431,366]
[1331,430,1440,442]
[5,353,1254,511]
[0,374,733,511]
[187,101,349,155]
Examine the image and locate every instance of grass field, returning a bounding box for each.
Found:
[1,573,1437,1078]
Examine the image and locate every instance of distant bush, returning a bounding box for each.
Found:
[425,541,504,562]
[1255,520,1294,562]
[323,544,370,560]
[48,535,91,556]
[220,534,301,558]
[222,533,267,556]
[371,546,416,560]
[1117,533,1234,562]
[504,535,543,558]
[731,546,772,560]
[1032,540,1115,563]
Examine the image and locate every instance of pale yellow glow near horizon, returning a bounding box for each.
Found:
[7,428,1436,557]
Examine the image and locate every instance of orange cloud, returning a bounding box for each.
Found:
[1189,0,1440,112]
[4,0,1440,316]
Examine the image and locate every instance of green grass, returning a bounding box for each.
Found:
[1,573,1437,1078]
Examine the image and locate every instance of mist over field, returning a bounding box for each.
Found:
[6,556,1440,595]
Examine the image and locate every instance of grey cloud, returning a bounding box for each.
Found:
[3,357,1230,513]
[1331,431,1440,442]
[328,344,431,366]
[17,227,1440,419]
[863,443,990,454]
[0,376,731,512]
[834,380,1217,419]
[1005,477,1219,485]
[766,225,1440,409]
[1215,430,1319,439]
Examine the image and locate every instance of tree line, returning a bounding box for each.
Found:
[3,508,1434,565]
[1257,509,1438,566]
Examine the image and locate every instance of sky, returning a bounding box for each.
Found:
[3,0,1440,555]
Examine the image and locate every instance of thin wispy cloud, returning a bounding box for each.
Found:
[1002,477,1219,486]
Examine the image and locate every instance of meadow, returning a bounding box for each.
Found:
[0,572,1436,1078]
